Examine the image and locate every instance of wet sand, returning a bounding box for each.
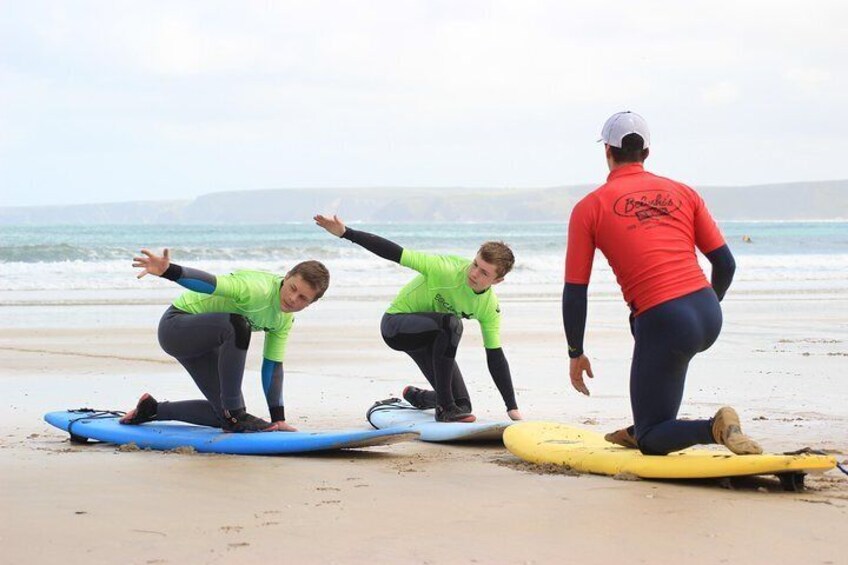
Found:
[1,295,847,563]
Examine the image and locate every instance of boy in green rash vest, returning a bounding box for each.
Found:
[314,214,523,424]
[120,248,330,433]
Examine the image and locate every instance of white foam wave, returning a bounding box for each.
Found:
[1,252,846,297]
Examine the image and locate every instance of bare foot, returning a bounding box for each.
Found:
[119,393,158,425]
[712,406,763,455]
[119,408,138,424]
[604,427,638,449]
[267,421,298,432]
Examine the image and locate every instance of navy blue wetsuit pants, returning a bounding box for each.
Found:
[631,287,721,455]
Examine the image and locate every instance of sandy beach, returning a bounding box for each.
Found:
[4,0,848,561]
[2,293,847,564]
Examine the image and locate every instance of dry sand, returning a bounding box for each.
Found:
[1,295,847,564]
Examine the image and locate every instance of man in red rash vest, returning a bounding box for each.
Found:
[562,111,762,456]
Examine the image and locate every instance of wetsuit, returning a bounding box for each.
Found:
[563,163,736,455]
[342,228,518,412]
[153,265,290,427]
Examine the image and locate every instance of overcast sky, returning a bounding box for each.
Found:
[1,1,846,206]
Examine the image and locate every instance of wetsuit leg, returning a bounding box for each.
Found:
[630,288,722,455]
[381,312,467,409]
[157,346,225,427]
[450,365,471,412]
[157,399,221,427]
[156,306,252,425]
[404,352,471,412]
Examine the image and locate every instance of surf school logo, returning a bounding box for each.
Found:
[434,293,457,315]
[434,293,474,319]
[614,191,681,221]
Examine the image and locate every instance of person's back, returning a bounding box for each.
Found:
[568,164,725,315]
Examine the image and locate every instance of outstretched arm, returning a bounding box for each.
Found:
[314,214,403,263]
[133,248,218,294]
[486,347,521,420]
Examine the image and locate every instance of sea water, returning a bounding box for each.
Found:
[1,222,846,311]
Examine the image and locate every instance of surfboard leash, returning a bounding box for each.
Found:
[783,447,848,479]
[66,408,126,438]
[366,397,419,429]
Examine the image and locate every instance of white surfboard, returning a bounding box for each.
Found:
[366,398,511,442]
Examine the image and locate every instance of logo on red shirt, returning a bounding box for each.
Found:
[614,191,681,222]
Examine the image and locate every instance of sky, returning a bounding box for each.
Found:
[1,1,846,206]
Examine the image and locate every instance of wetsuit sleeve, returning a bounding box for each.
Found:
[565,196,597,285]
[485,348,518,411]
[161,263,217,294]
[562,283,588,358]
[563,196,595,358]
[261,358,286,421]
[705,244,736,301]
[341,227,403,263]
[692,192,726,254]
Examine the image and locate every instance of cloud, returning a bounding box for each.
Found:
[1,1,847,205]
[701,82,740,106]
[782,67,833,93]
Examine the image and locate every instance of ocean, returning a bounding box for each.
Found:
[1,222,847,307]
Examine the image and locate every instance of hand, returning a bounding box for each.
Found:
[569,354,594,396]
[507,409,523,421]
[133,248,170,279]
[267,421,298,432]
[313,214,346,237]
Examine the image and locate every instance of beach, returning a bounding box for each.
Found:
[4,0,848,560]
[2,288,847,564]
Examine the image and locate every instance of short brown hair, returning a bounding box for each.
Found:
[478,241,515,278]
[609,133,649,164]
[286,260,330,301]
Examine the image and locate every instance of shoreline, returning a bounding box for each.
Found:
[3,286,848,307]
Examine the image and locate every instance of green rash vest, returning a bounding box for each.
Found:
[386,249,502,349]
[172,270,293,362]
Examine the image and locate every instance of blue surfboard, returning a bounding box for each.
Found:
[45,409,419,455]
[366,398,511,442]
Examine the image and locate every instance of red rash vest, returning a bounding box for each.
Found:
[565,163,726,315]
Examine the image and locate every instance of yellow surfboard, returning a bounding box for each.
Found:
[504,422,836,488]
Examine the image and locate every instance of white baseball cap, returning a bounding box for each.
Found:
[598,111,650,148]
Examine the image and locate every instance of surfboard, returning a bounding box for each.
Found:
[503,422,837,490]
[366,398,511,442]
[45,409,419,455]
